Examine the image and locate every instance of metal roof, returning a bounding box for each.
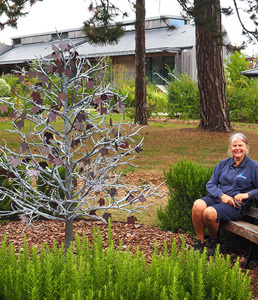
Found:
[77,25,195,58]
[0,25,195,65]
[241,68,258,77]
[0,39,85,65]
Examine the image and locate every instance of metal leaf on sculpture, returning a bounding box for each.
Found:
[7,171,15,179]
[73,178,77,188]
[109,188,117,198]
[71,139,80,148]
[56,61,64,74]
[93,184,102,193]
[100,105,107,115]
[81,157,91,166]
[86,123,93,130]
[27,169,39,177]
[100,147,108,157]
[10,157,22,167]
[0,105,8,114]
[135,146,143,154]
[31,105,39,115]
[94,97,102,106]
[98,197,105,206]
[39,74,48,86]
[48,111,57,122]
[28,70,36,79]
[127,216,137,224]
[85,80,94,90]
[103,213,111,222]
[120,141,129,149]
[19,75,25,83]
[139,195,146,203]
[75,122,84,131]
[58,92,67,102]
[101,93,108,101]
[76,112,86,123]
[46,65,54,73]
[53,157,63,166]
[22,158,31,164]
[118,100,125,112]
[14,120,24,130]
[42,146,50,156]
[59,42,70,52]
[20,142,29,152]
[52,50,61,61]
[0,169,7,176]
[9,110,17,119]
[44,131,53,140]
[127,194,134,203]
[64,69,72,77]
[20,112,27,120]
[48,154,55,163]
[19,214,29,224]
[39,161,48,169]
[112,128,117,137]
[31,92,42,103]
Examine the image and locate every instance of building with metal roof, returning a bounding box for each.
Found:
[0,15,231,83]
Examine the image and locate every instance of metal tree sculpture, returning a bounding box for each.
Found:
[0,41,162,250]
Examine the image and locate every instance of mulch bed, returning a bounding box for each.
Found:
[0,218,257,299]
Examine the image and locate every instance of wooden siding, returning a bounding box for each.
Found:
[0,44,12,55]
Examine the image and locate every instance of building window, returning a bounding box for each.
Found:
[146,56,175,84]
[52,32,69,40]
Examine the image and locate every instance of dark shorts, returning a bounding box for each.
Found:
[201,195,244,223]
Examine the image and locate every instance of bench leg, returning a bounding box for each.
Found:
[243,242,258,269]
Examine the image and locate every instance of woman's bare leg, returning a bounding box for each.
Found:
[203,207,220,237]
[192,199,207,242]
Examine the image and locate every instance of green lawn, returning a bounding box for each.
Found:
[1,117,258,226]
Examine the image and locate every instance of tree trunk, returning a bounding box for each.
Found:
[134,0,147,125]
[195,0,231,132]
[65,216,74,251]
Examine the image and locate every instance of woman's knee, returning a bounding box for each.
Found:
[203,207,217,222]
[192,199,207,214]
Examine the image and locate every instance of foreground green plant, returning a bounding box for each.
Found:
[0,227,252,300]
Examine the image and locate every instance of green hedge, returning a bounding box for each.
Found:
[158,159,213,235]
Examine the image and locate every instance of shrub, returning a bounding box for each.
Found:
[0,228,252,299]
[119,80,167,118]
[224,51,249,84]
[167,74,200,119]
[0,79,11,97]
[147,83,168,115]
[227,78,258,123]
[1,74,19,90]
[158,159,213,235]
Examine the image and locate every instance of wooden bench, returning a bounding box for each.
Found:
[220,206,258,269]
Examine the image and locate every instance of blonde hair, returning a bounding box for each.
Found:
[228,133,249,156]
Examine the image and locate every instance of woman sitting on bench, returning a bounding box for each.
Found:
[192,132,258,255]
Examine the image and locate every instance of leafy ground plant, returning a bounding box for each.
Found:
[0,227,253,300]
[0,40,162,250]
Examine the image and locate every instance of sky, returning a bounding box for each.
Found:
[0,0,257,55]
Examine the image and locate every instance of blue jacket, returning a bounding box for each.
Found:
[206,156,258,207]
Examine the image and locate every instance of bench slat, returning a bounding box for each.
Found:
[221,220,258,244]
[245,206,258,219]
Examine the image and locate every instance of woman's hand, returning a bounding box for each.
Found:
[221,194,235,206]
[234,193,249,202]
